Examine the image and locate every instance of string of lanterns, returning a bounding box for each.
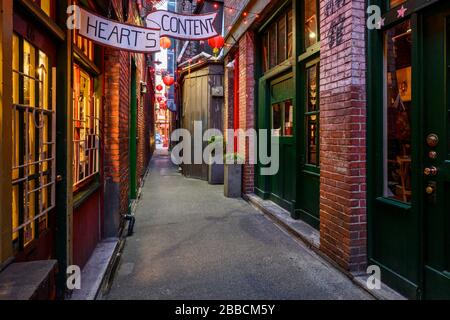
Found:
[149,1,256,108]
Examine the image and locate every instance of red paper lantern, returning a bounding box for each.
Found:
[156,84,163,92]
[160,37,171,49]
[208,35,225,56]
[157,96,163,103]
[163,75,175,88]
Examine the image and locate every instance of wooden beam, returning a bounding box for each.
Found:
[0,0,14,265]
[16,0,66,42]
[54,0,73,299]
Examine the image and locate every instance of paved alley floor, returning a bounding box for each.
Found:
[105,151,372,300]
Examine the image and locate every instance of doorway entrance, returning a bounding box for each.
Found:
[368,0,450,299]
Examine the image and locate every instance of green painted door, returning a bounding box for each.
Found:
[268,74,296,211]
[422,1,450,299]
[368,0,450,299]
[295,57,320,229]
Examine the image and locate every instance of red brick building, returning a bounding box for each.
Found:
[0,0,156,298]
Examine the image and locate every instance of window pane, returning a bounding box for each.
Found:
[38,51,49,109]
[262,32,269,73]
[307,115,318,165]
[73,65,100,187]
[384,20,412,203]
[13,35,19,104]
[40,0,51,16]
[307,64,318,112]
[284,100,293,136]
[23,40,35,107]
[269,23,277,69]
[287,9,293,58]
[305,0,318,48]
[12,185,19,241]
[277,15,286,65]
[272,103,282,136]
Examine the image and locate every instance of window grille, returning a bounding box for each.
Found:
[11,35,56,247]
[73,65,100,188]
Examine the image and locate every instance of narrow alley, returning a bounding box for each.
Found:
[2,0,450,305]
[105,151,371,300]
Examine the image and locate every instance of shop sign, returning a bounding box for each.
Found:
[68,6,219,53]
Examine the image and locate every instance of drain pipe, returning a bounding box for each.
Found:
[123,214,136,236]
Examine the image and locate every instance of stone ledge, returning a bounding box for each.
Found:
[244,193,320,249]
[0,260,57,300]
[69,238,119,300]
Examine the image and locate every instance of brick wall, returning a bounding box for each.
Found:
[238,32,255,194]
[103,48,130,235]
[136,56,152,186]
[319,0,367,273]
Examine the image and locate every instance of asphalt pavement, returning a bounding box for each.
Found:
[105,150,372,300]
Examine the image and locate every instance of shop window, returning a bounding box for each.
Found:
[12,34,56,247]
[262,7,293,73]
[306,63,319,165]
[74,30,94,61]
[383,20,412,203]
[272,104,282,136]
[272,100,293,137]
[304,0,318,49]
[73,65,100,188]
[33,0,52,16]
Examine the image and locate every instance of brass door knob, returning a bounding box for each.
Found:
[428,151,438,159]
[426,134,439,147]
[424,166,438,176]
[426,186,435,195]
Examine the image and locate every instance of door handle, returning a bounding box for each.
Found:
[425,185,435,195]
[424,166,438,176]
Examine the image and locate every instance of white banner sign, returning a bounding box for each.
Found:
[146,10,218,40]
[78,7,160,53]
[70,7,219,53]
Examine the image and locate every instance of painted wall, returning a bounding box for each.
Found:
[73,192,101,268]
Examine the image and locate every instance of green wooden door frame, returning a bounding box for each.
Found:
[367,0,450,299]
[254,0,297,214]
[54,0,72,299]
[129,61,137,201]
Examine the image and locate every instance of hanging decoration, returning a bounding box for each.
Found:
[68,5,219,53]
[156,84,163,92]
[157,96,163,103]
[160,36,172,49]
[146,10,218,40]
[163,74,175,88]
[72,6,160,53]
[208,35,224,56]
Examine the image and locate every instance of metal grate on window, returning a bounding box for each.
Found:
[73,65,100,188]
[11,35,56,247]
